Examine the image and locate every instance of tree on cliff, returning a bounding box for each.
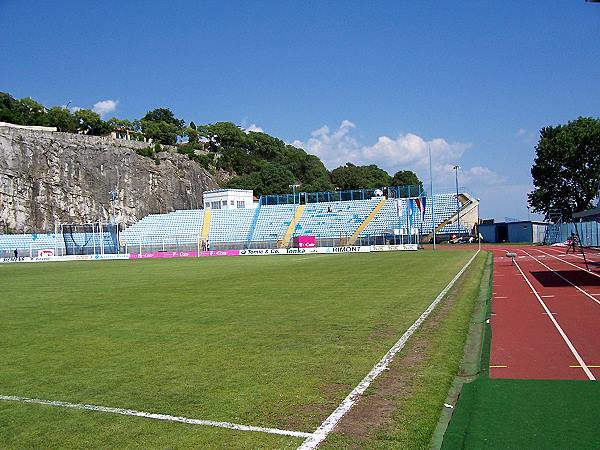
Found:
[0,92,112,135]
[200,122,333,193]
[330,163,392,190]
[73,109,111,135]
[528,117,600,219]
[0,94,46,126]
[0,92,20,123]
[140,108,185,145]
[391,170,423,191]
[225,162,296,195]
[44,107,78,132]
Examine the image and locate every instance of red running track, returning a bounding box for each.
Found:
[485,245,600,380]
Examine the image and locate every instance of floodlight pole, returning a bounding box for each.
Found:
[477,198,481,251]
[453,165,461,236]
[429,145,436,250]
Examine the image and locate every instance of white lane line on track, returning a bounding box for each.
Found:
[539,247,600,268]
[537,249,600,274]
[297,250,481,450]
[512,258,595,381]
[522,250,600,307]
[545,246,600,259]
[0,395,312,438]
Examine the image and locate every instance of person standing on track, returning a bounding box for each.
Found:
[13,248,18,258]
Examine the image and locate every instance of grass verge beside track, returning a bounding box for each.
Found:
[321,252,489,449]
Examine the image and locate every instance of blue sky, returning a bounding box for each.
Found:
[1,1,599,220]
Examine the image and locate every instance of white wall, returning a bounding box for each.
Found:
[203,189,255,209]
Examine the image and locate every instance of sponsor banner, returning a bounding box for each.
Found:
[371,244,418,252]
[286,248,318,255]
[1,256,28,263]
[130,251,197,259]
[201,250,240,257]
[89,254,131,260]
[129,250,240,259]
[1,254,131,264]
[37,249,55,257]
[1,256,59,264]
[293,235,316,248]
[315,246,372,254]
[239,248,287,256]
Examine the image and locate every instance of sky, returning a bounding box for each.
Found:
[1,0,599,220]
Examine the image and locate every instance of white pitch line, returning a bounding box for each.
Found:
[297,250,481,450]
[522,250,600,307]
[0,395,312,439]
[536,249,600,279]
[512,258,595,380]
[292,255,327,261]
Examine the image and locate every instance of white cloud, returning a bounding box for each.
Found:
[460,166,505,186]
[244,123,264,133]
[92,99,119,118]
[291,120,506,190]
[516,127,537,145]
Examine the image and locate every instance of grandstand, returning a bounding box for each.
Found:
[1,188,478,256]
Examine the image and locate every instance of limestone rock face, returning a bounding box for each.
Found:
[0,127,219,232]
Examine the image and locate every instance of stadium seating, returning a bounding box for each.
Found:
[208,208,255,244]
[120,209,205,249]
[292,199,380,238]
[251,204,297,242]
[0,233,63,257]
[1,192,475,255]
[360,193,471,236]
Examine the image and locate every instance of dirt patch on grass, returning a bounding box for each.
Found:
[333,274,465,441]
[283,383,352,431]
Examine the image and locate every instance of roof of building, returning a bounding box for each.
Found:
[478,220,548,227]
[573,206,600,221]
[203,189,253,194]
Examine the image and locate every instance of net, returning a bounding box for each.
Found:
[61,223,119,255]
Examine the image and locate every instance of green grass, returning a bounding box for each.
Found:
[0,250,477,448]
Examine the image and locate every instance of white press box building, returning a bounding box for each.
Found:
[202,189,257,210]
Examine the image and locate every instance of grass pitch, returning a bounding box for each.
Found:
[0,250,480,448]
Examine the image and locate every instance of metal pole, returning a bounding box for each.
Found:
[100,221,104,255]
[54,222,59,256]
[477,200,481,251]
[429,145,436,250]
[453,165,461,236]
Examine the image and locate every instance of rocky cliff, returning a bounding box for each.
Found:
[0,126,220,232]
